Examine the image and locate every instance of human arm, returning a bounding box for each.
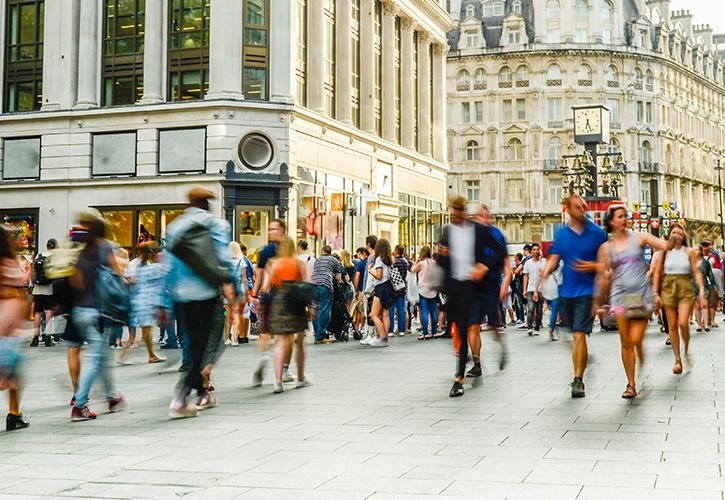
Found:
[500,262,512,303]
[410,260,423,273]
[690,249,707,308]
[592,244,611,313]
[651,252,663,311]
[522,271,529,298]
[639,232,674,253]
[536,254,560,292]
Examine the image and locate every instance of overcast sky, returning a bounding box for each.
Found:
[669,0,725,34]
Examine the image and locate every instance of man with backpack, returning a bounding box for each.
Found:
[30,239,58,347]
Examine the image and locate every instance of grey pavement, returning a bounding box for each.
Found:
[1,319,725,500]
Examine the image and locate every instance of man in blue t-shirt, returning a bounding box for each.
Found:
[538,194,608,399]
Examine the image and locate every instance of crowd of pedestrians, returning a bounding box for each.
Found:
[2,187,725,431]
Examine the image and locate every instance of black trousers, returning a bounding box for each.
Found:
[177,297,224,395]
[447,280,474,380]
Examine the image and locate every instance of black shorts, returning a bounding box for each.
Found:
[373,281,396,309]
[560,296,594,334]
[469,294,500,326]
[33,294,52,312]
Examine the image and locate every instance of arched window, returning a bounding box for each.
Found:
[546,64,561,81]
[645,69,654,89]
[665,144,673,165]
[608,137,620,155]
[575,0,589,20]
[634,67,643,82]
[473,68,487,89]
[578,64,592,85]
[506,138,524,160]
[498,66,513,87]
[546,0,560,20]
[547,137,562,160]
[515,65,529,84]
[456,69,471,91]
[466,140,481,161]
[607,65,618,86]
[601,1,613,22]
[512,1,522,14]
[466,4,475,18]
[640,140,652,163]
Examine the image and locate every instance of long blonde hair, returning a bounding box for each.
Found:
[340,249,353,268]
[276,236,296,259]
[228,241,243,260]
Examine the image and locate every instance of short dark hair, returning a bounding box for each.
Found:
[46,239,58,250]
[356,246,366,255]
[240,242,247,252]
[298,240,308,251]
[515,253,523,261]
[365,235,378,249]
[321,245,332,255]
[531,243,541,250]
[394,245,405,256]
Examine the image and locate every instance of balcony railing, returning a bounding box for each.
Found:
[473,82,487,90]
[578,79,592,87]
[633,81,643,90]
[543,159,566,171]
[638,161,660,173]
[515,80,529,87]
[547,120,564,129]
[645,83,654,92]
[607,80,620,88]
[610,121,621,130]
[456,83,471,91]
[499,81,513,88]
[546,79,562,87]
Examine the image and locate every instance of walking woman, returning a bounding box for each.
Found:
[340,250,356,307]
[367,238,395,348]
[596,206,673,398]
[411,246,438,340]
[118,242,165,365]
[265,236,312,393]
[0,226,30,430]
[224,242,246,346]
[653,223,706,374]
[693,246,718,332]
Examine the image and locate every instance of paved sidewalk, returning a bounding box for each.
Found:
[1,321,725,499]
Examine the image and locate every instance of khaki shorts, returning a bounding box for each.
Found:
[661,274,695,308]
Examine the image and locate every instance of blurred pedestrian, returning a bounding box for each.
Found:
[29,238,58,347]
[388,245,410,336]
[367,238,395,348]
[411,246,438,340]
[312,246,341,344]
[224,242,247,346]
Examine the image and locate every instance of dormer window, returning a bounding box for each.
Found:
[508,30,520,44]
[466,4,475,18]
[465,31,478,47]
[513,1,522,14]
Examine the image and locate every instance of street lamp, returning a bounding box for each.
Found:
[716,158,724,248]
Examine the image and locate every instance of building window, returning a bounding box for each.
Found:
[576,0,588,20]
[456,69,471,91]
[607,65,618,87]
[516,98,525,120]
[498,66,512,88]
[374,0,382,136]
[394,17,401,143]
[607,98,620,123]
[508,30,520,44]
[506,138,524,160]
[466,140,480,161]
[4,0,44,112]
[168,0,210,101]
[493,2,504,16]
[548,178,563,205]
[465,180,480,201]
[546,0,560,43]
[515,65,529,86]
[466,4,475,17]
[92,132,137,176]
[578,64,592,86]
[640,140,652,163]
[512,1,522,14]
[547,137,562,160]
[321,0,334,113]
[546,64,561,86]
[2,137,40,179]
[159,128,206,173]
[243,0,269,100]
[462,102,471,123]
[508,179,524,201]
[502,99,512,121]
[473,68,486,90]
[296,0,307,106]
[465,31,478,48]
[475,101,483,122]
[102,0,145,107]
[547,97,562,121]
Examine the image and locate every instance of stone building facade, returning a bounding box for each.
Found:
[447,0,725,246]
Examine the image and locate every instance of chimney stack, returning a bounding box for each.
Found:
[671,10,694,37]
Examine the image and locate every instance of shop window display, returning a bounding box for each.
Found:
[100,206,184,254]
[237,208,269,254]
[1,211,37,258]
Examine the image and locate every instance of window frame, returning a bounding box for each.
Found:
[4,0,44,113]
[243,0,270,101]
[167,0,211,102]
[102,0,145,107]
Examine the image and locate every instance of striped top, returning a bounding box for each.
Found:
[312,255,339,291]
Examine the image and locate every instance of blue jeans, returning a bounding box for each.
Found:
[160,315,180,348]
[419,296,439,335]
[73,307,117,409]
[174,302,191,365]
[313,285,333,340]
[548,298,559,331]
[107,323,123,346]
[388,294,406,333]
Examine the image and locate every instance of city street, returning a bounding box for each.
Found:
[2,322,725,499]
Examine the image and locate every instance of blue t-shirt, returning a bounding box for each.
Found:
[550,220,608,298]
[257,243,277,270]
[484,224,507,288]
[354,258,367,292]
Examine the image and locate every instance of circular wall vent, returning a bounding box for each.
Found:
[238,133,274,171]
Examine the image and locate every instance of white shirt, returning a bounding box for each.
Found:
[297,252,316,282]
[523,257,546,292]
[448,222,476,281]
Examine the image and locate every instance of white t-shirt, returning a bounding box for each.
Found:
[448,222,475,281]
[523,257,546,292]
[297,253,316,282]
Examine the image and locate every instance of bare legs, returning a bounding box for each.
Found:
[68,347,81,395]
[572,332,588,379]
[615,316,647,390]
[142,326,163,362]
[665,303,693,372]
[371,297,390,339]
[273,334,305,385]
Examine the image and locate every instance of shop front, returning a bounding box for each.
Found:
[97,206,186,254]
[1,208,39,258]
[397,194,445,258]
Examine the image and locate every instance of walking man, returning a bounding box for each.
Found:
[538,194,607,398]
[523,243,546,336]
[312,246,341,344]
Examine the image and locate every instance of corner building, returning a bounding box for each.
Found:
[446,0,725,246]
[0,0,452,257]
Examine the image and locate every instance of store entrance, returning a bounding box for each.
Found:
[236,206,272,255]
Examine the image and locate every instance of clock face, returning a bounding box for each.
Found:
[574,108,602,135]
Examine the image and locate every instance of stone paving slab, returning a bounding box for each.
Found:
[2,321,725,498]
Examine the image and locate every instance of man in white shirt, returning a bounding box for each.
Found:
[296,240,316,283]
[523,243,546,335]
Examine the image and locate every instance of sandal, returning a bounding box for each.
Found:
[424,334,434,340]
[417,335,426,341]
[673,362,683,374]
[621,385,637,399]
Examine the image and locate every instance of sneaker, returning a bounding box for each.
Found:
[449,381,464,397]
[108,396,126,413]
[168,403,199,419]
[239,337,249,344]
[273,382,284,394]
[527,329,534,336]
[465,364,482,378]
[196,392,218,410]
[369,336,389,348]
[359,335,373,345]
[115,344,123,350]
[178,362,191,372]
[296,378,313,389]
[398,331,406,337]
[570,378,586,398]
[43,335,54,347]
[6,413,29,431]
[252,355,268,387]
[231,339,239,346]
[29,336,39,347]
[160,343,179,350]
[517,323,528,330]
[69,396,75,406]
[224,339,232,346]
[282,371,294,383]
[71,406,97,422]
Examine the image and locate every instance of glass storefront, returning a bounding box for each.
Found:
[398,194,444,258]
[296,168,370,254]
[1,209,38,258]
[98,206,185,254]
[236,206,270,254]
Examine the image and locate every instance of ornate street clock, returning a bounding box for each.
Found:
[573,105,610,145]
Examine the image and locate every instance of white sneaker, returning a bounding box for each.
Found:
[273,382,284,394]
[359,335,373,345]
[224,339,231,346]
[296,378,313,389]
[398,331,406,337]
[231,339,238,346]
[282,371,294,383]
[369,336,389,348]
[252,354,268,387]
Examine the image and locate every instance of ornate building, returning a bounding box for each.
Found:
[0,0,452,258]
[446,0,725,246]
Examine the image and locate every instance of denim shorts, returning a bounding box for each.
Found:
[559,296,594,334]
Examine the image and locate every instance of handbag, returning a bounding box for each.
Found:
[96,245,130,324]
[170,224,231,287]
[622,294,650,319]
[390,266,406,292]
[286,281,316,309]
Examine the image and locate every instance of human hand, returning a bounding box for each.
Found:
[533,291,539,302]
[471,263,489,282]
[573,260,599,273]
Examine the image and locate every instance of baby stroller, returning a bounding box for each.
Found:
[327,279,355,342]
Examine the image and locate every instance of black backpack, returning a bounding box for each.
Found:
[33,253,52,285]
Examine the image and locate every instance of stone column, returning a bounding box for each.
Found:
[381,2,396,141]
[42,0,80,111]
[141,0,165,103]
[306,0,325,112]
[335,0,352,123]
[270,0,296,103]
[74,0,99,108]
[561,0,574,43]
[360,0,375,132]
[417,34,431,156]
[207,0,244,100]
[432,43,446,163]
[400,17,415,149]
